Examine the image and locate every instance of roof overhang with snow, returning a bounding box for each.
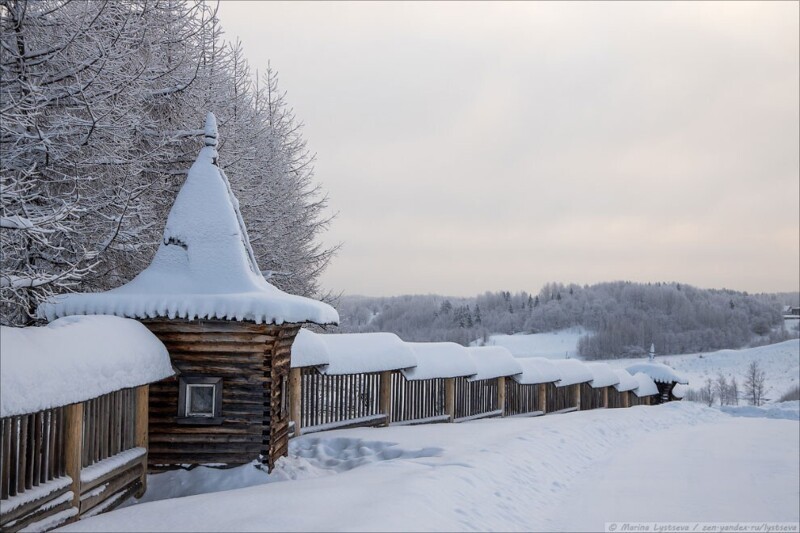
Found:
[550,359,593,387]
[292,331,417,375]
[585,362,621,389]
[0,316,174,418]
[510,357,561,385]
[631,372,660,397]
[37,113,338,327]
[612,368,639,392]
[402,342,477,380]
[626,362,688,385]
[464,346,523,382]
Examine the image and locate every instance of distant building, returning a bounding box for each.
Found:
[783,306,800,319]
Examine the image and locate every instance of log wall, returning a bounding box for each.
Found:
[579,384,606,411]
[142,319,299,471]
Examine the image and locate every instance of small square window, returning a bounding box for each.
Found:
[186,384,215,417]
[178,376,223,425]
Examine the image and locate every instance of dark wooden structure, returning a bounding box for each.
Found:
[1,387,148,532]
[607,388,631,408]
[390,373,448,425]
[297,368,386,432]
[504,380,546,417]
[579,383,609,411]
[142,319,299,471]
[453,377,501,421]
[546,383,581,413]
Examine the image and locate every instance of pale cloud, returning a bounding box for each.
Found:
[218,1,799,296]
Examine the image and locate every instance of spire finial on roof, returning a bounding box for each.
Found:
[204,112,218,147]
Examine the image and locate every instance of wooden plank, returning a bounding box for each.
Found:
[379,371,392,426]
[0,482,73,531]
[497,377,506,417]
[9,418,18,497]
[134,385,148,498]
[289,368,302,437]
[80,463,142,515]
[539,384,547,415]
[17,416,27,494]
[64,402,83,512]
[1,417,10,499]
[445,378,455,422]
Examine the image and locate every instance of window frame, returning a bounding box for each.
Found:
[177,376,223,425]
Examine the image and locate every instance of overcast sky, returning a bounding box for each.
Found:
[218,1,799,297]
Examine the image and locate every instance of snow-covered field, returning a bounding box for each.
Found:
[61,402,799,532]
[484,329,799,401]
[480,327,586,359]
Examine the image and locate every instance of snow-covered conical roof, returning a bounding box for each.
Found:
[39,113,338,325]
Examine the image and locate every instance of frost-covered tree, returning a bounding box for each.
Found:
[743,360,767,406]
[1,1,337,324]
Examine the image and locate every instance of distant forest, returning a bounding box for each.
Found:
[334,282,800,359]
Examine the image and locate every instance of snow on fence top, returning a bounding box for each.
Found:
[585,362,621,389]
[626,362,688,385]
[295,331,417,375]
[291,328,331,368]
[401,342,477,381]
[38,113,338,327]
[612,368,639,392]
[464,346,523,382]
[550,359,593,387]
[510,357,561,385]
[0,316,174,418]
[631,372,660,397]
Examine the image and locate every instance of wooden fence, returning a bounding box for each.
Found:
[579,384,608,411]
[546,383,580,413]
[296,368,386,433]
[452,377,501,421]
[505,381,545,417]
[0,386,148,532]
[607,389,630,409]
[390,374,447,425]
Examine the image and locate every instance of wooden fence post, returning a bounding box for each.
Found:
[623,391,630,408]
[289,368,302,437]
[603,387,609,408]
[573,384,581,410]
[444,378,455,422]
[134,385,148,498]
[64,402,83,515]
[379,371,392,426]
[497,377,506,416]
[538,384,547,414]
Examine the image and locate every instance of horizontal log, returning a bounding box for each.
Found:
[3,496,75,533]
[149,434,263,444]
[80,456,145,494]
[80,465,141,515]
[148,424,262,435]
[0,480,71,527]
[148,454,255,466]
[156,332,277,344]
[148,443,263,455]
[163,342,269,354]
[143,320,281,335]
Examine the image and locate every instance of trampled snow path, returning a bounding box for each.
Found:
[59,403,799,532]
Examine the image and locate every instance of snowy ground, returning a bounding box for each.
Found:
[60,402,799,532]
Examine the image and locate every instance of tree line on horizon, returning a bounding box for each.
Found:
[1,0,336,326]
[335,282,799,358]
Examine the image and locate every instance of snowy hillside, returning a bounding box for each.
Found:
[477,327,586,359]
[607,340,800,402]
[479,328,799,401]
[63,402,799,532]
